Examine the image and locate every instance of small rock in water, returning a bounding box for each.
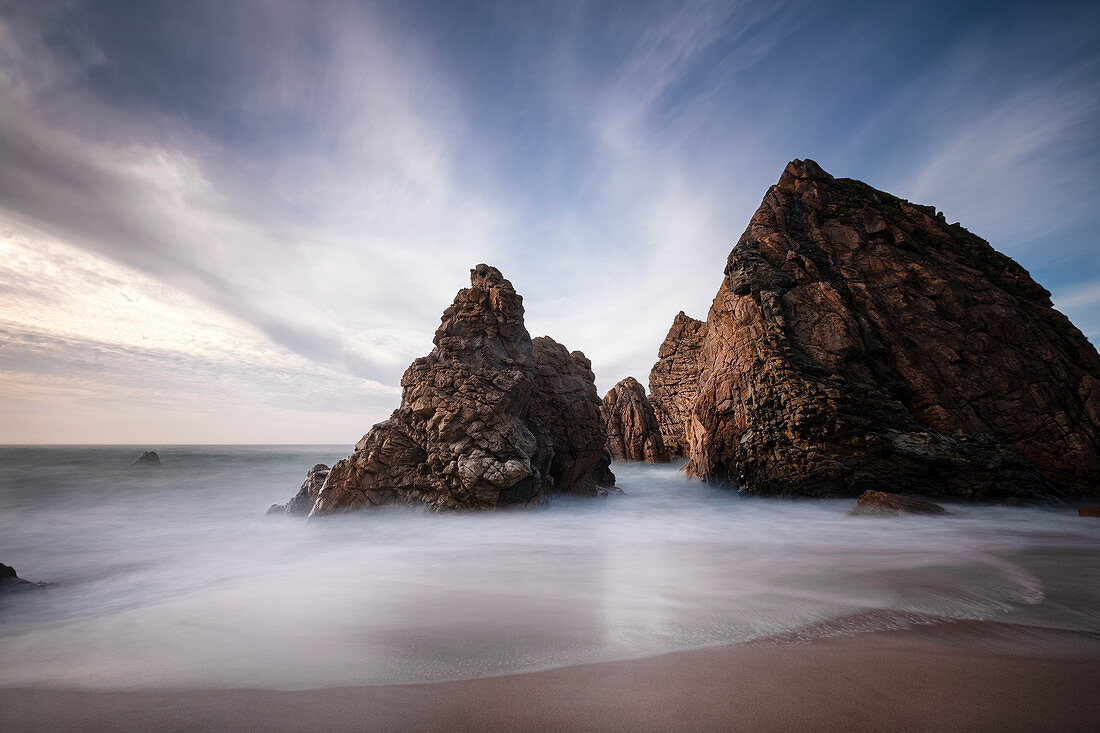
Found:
[279,464,330,516]
[850,490,950,516]
[0,562,44,591]
[134,451,160,465]
[1079,506,1100,518]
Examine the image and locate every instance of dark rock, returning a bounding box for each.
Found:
[0,562,43,590]
[529,337,616,494]
[1079,506,1100,518]
[659,159,1100,500]
[601,377,670,463]
[648,312,707,457]
[593,449,616,488]
[298,264,614,517]
[850,490,950,516]
[134,451,160,465]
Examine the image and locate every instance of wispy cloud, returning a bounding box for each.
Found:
[1,0,1097,440]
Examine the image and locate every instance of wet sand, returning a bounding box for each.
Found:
[3,619,1099,732]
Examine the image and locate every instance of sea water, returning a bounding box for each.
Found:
[1,445,1098,690]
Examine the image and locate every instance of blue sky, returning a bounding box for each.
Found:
[0,0,1097,443]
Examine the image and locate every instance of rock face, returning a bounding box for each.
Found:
[648,312,707,457]
[305,265,614,516]
[849,490,949,516]
[663,159,1100,500]
[268,464,330,515]
[134,451,160,465]
[529,337,616,494]
[601,377,670,463]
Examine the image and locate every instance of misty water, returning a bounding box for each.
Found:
[1,445,1098,691]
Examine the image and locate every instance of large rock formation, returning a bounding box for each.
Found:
[648,312,707,457]
[303,265,614,516]
[601,377,670,463]
[661,159,1100,500]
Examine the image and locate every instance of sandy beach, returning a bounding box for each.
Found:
[3,619,1099,732]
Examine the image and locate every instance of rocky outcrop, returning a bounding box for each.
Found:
[601,377,670,463]
[530,337,616,494]
[1079,506,1100,518]
[134,451,160,465]
[648,312,707,457]
[849,491,949,516]
[300,265,613,516]
[663,159,1100,500]
[268,464,330,515]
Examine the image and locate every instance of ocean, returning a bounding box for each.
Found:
[1,445,1098,690]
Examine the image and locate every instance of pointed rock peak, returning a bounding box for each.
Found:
[434,263,527,352]
[778,158,833,189]
[601,377,670,463]
[470,263,510,290]
[671,311,703,328]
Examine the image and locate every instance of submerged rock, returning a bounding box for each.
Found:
[600,377,669,463]
[134,451,160,465]
[657,159,1100,501]
[0,563,43,591]
[849,491,950,516]
[294,265,614,517]
[268,464,330,515]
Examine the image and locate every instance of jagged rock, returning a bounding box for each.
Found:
[850,490,950,516]
[268,464,330,515]
[134,451,160,465]
[1079,506,1100,518]
[601,377,670,463]
[300,265,614,516]
[648,312,707,458]
[663,159,1100,500]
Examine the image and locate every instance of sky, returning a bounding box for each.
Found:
[0,0,1098,444]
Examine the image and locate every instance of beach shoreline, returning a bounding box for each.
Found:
[4,619,1099,732]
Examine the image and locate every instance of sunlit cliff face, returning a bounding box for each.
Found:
[1,0,1098,443]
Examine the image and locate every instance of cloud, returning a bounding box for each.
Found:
[0,1,515,387]
[1,0,1097,440]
